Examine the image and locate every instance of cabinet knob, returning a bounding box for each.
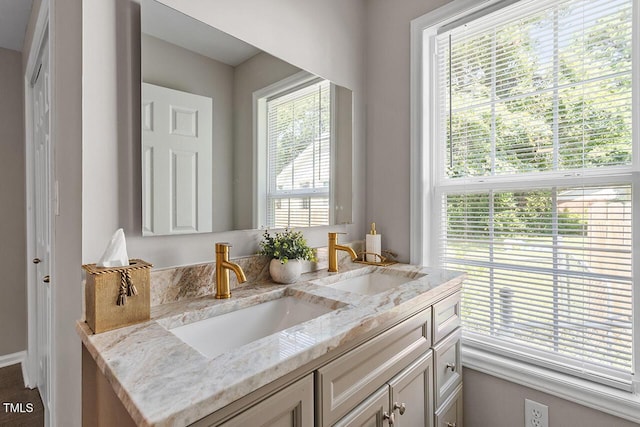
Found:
[33,258,41,264]
[446,362,456,372]
[43,275,50,284]
[393,402,406,415]
[447,423,457,427]
[383,411,395,425]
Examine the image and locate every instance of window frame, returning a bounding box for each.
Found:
[253,71,336,229]
[410,0,640,421]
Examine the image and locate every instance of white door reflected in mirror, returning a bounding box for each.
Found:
[142,83,213,236]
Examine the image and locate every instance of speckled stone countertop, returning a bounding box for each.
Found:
[77,262,464,427]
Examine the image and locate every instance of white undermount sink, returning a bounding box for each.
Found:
[327,271,420,295]
[169,297,334,359]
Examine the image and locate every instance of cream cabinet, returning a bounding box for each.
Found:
[331,350,434,427]
[432,292,462,426]
[218,374,314,427]
[433,329,462,409]
[333,387,392,427]
[316,308,432,426]
[435,384,463,427]
[433,292,461,343]
[192,290,462,427]
[318,290,462,427]
[389,352,434,426]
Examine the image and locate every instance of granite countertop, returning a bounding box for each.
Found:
[77,262,465,427]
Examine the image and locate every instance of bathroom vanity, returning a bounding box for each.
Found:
[79,262,464,427]
[79,1,464,424]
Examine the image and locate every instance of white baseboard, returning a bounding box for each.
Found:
[0,350,27,369]
[0,351,31,388]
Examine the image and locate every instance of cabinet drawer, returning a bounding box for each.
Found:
[433,292,461,343]
[317,308,431,427]
[433,328,461,409]
[435,383,462,427]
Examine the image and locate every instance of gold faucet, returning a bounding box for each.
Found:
[215,243,247,299]
[328,232,357,272]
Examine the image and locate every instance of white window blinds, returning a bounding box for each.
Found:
[266,80,331,228]
[439,0,633,177]
[436,0,635,389]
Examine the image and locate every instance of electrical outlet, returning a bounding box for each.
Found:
[525,399,548,427]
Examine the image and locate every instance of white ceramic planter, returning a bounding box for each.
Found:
[269,259,303,284]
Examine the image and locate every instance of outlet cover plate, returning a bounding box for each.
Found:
[525,399,548,427]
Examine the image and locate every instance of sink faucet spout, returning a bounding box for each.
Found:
[215,243,247,299]
[328,232,357,273]
[223,260,247,283]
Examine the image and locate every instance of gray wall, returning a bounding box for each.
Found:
[83,0,366,270]
[364,1,638,426]
[464,368,639,427]
[52,3,83,427]
[365,0,449,261]
[0,47,27,357]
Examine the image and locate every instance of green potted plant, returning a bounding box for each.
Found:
[259,229,316,284]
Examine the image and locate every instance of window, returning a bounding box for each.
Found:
[262,78,332,228]
[413,0,637,396]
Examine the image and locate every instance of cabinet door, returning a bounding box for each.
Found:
[433,328,462,408]
[334,387,393,427]
[219,374,313,427]
[388,352,433,427]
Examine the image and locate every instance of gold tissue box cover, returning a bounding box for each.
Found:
[82,259,152,334]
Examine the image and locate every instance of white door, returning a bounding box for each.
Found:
[31,39,52,424]
[142,83,213,235]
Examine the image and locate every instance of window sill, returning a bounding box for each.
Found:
[462,344,640,424]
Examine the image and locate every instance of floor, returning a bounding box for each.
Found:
[0,364,44,426]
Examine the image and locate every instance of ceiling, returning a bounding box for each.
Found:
[141,0,260,67]
[0,0,33,52]
[0,0,259,63]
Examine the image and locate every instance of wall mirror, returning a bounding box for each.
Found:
[140,0,354,236]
